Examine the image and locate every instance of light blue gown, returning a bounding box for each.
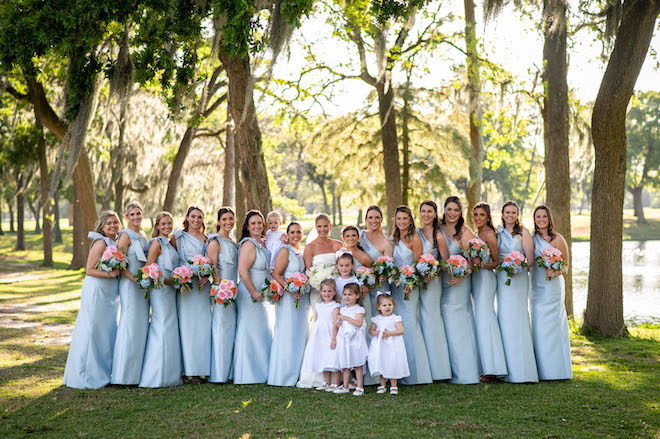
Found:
[233,238,273,384]
[267,245,310,386]
[360,231,388,318]
[496,226,539,383]
[206,234,238,383]
[391,239,432,385]
[530,234,572,380]
[63,232,119,389]
[174,230,212,377]
[111,229,149,385]
[417,229,452,381]
[471,231,507,377]
[139,236,183,388]
[440,229,480,384]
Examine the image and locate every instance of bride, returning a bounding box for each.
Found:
[296,213,343,388]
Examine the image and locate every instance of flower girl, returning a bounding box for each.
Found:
[368,292,409,395]
[335,283,368,396]
[305,279,341,391]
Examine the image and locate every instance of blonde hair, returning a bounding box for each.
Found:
[343,282,363,307]
[124,200,144,216]
[152,211,174,238]
[267,211,282,222]
[94,210,121,236]
[319,279,339,302]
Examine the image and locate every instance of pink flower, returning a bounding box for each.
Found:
[192,254,212,265]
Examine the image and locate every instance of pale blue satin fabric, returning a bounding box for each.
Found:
[174,230,212,377]
[268,245,310,386]
[417,229,452,380]
[233,238,273,384]
[496,226,538,383]
[112,229,149,385]
[360,231,388,318]
[440,229,480,384]
[206,234,238,383]
[530,233,572,380]
[391,239,432,385]
[139,236,183,387]
[63,232,119,389]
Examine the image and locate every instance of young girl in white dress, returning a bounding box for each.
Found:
[335,252,361,305]
[334,283,368,396]
[306,279,341,391]
[368,292,409,395]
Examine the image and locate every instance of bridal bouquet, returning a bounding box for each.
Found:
[415,253,441,288]
[444,255,471,279]
[134,263,165,299]
[372,256,399,287]
[189,254,215,283]
[395,265,419,300]
[535,247,566,281]
[355,266,377,289]
[210,279,238,307]
[96,245,127,273]
[306,264,339,290]
[496,251,528,286]
[260,278,283,304]
[285,272,311,308]
[172,265,194,294]
[462,238,492,272]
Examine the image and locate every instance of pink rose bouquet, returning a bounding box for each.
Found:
[172,265,194,294]
[496,251,528,286]
[134,263,165,299]
[210,279,238,307]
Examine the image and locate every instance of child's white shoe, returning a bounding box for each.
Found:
[390,387,398,395]
[353,387,364,396]
[333,386,350,394]
[325,384,338,392]
[315,383,329,391]
[376,385,387,394]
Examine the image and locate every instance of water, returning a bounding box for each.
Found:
[572,240,660,325]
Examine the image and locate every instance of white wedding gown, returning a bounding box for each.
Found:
[296,252,337,388]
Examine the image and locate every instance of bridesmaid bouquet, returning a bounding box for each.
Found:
[415,253,441,288]
[172,265,194,294]
[372,256,399,287]
[210,279,238,307]
[96,245,127,273]
[260,278,283,304]
[189,254,215,283]
[355,266,377,290]
[444,255,471,279]
[462,238,491,272]
[134,263,165,299]
[284,272,311,308]
[535,247,566,280]
[496,251,528,286]
[306,264,339,290]
[395,265,419,300]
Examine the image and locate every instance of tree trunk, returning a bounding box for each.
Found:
[235,158,247,232]
[376,78,403,231]
[162,125,197,213]
[27,196,41,234]
[631,186,647,223]
[356,208,362,228]
[584,0,660,337]
[15,173,25,250]
[519,147,537,213]
[223,108,235,207]
[464,0,484,230]
[53,190,62,243]
[331,183,337,225]
[112,96,130,214]
[337,193,343,225]
[36,119,53,266]
[0,197,4,235]
[7,196,15,232]
[401,96,411,206]
[70,149,98,269]
[220,51,272,214]
[543,0,573,316]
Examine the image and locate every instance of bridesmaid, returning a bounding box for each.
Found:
[139,212,183,388]
[471,202,507,378]
[359,205,394,317]
[112,201,150,385]
[531,205,572,380]
[440,196,480,385]
[268,222,310,386]
[391,205,432,385]
[496,200,538,383]
[205,207,238,384]
[63,211,121,389]
[233,210,273,384]
[171,206,211,382]
[417,201,452,381]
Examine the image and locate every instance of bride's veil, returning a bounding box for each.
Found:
[305,225,318,245]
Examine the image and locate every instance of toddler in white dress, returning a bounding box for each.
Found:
[368,292,409,395]
[335,283,368,396]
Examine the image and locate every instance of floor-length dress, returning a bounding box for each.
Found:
[63,232,120,389]
[440,230,480,384]
[360,231,388,317]
[391,240,432,385]
[297,252,336,388]
[417,229,452,381]
[111,229,150,385]
[268,245,310,386]
[233,238,273,384]
[530,233,572,380]
[139,236,183,387]
[496,226,539,383]
[206,234,238,383]
[471,232,507,377]
[174,230,212,377]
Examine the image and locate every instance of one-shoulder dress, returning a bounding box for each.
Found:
[63,232,120,389]
[360,231,388,317]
